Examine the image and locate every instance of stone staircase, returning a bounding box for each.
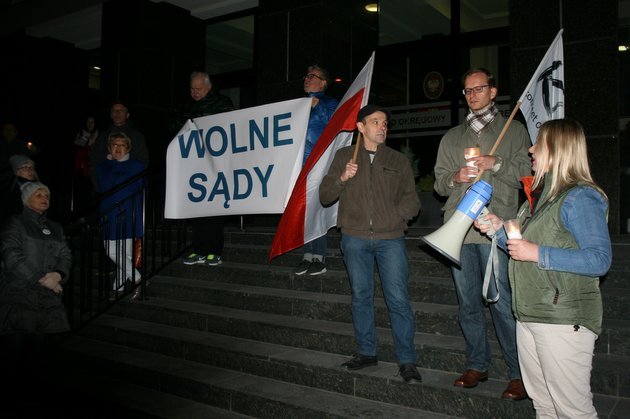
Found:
[45,222,630,418]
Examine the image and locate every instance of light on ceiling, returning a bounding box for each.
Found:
[90,66,101,70]
[619,45,629,52]
[365,3,378,13]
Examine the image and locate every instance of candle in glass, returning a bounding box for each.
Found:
[504,219,522,239]
[464,147,480,178]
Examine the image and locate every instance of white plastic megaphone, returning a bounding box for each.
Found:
[420,180,493,268]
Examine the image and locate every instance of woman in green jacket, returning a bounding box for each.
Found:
[475,119,611,418]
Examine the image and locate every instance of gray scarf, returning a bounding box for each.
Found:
[466,103,498,135]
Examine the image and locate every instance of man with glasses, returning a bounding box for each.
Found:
[293,65,339,276]
[433,68,531,400]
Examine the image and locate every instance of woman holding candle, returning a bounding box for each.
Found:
[475,118,611,418]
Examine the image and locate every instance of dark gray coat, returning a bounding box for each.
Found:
[0,207,71,334]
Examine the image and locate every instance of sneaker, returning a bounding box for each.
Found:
[341,355,378,370]
[183,253,206,265]
[205,254,222,266]
[399,363,422,384]
[293,259,311,276]
[306,260,327,276]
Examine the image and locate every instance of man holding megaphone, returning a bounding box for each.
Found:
[433,68,531,400]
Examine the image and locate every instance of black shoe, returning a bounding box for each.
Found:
[293,259,311,276]
[306,260,327,276]
[341,355,378,370]
[399,363,422,384]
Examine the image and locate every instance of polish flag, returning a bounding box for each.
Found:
[269,53,375,260]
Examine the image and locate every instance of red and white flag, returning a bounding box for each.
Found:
[518,29,564,144]
[269,52,375,260]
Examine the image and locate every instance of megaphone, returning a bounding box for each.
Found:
[420,180,493,268]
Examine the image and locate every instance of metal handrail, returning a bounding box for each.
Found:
[61,166,191,331]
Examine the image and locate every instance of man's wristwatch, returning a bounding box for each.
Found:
[492,155,503,172]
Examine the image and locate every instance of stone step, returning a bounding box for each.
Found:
[69,314,630,419]
[143,274,461,337]
[46,360,254,419]
[55,334,460,419]
[154,263,630,358]
[104,294,629,398]
[160,260,457,304]
[220,237,630,289]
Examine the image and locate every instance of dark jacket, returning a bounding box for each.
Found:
[0,207,71,335]
[320,144,420,240]
[175,89,235,124]
[88,122,149,187]
[97,158,145,240]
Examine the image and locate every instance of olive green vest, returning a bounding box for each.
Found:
[508,183,603,335]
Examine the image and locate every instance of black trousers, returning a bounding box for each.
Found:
[191,216,225,256]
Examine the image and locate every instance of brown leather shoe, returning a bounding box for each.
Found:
[501,378,528,401]
[453,369,488,388]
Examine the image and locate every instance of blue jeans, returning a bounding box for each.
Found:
[303,234,327,260]
[341,234,417,365]
[452,243,520,379]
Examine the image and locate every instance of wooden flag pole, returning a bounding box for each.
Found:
[352,132,363,164]
[473,101,523,183]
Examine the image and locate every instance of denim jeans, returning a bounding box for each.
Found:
[451,243,520,379]
[341,234,417,365]
[303,234,327,260]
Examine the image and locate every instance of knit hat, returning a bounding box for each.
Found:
[356,104,392,123]
[10,154,34,174]
[21,181,50,205]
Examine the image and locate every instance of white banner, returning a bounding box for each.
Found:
[165,98,312,219]
[518,29,565,144]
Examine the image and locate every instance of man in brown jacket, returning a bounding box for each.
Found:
[319,104,422,384]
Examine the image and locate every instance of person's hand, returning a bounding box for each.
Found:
[453,166,478,183]
[468,155,496,172]
[507,239,539,263]
[340,160,358,182]
[311,97,319,108]
[474,212,503,235]
[39,272,63,294]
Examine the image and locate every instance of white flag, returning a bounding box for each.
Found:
[518,29,564,144]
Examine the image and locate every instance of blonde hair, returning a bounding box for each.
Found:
[533,119,606,202]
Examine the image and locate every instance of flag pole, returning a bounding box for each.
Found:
[473,101,523,182]
[352,132,362,164]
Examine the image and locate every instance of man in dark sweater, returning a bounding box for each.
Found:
[177,72,235,267]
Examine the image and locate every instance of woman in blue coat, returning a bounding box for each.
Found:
[96,132,145,292]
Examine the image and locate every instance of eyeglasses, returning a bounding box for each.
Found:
[462,85,490,96]
[304,73,324,81]
[18,165,35,171]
